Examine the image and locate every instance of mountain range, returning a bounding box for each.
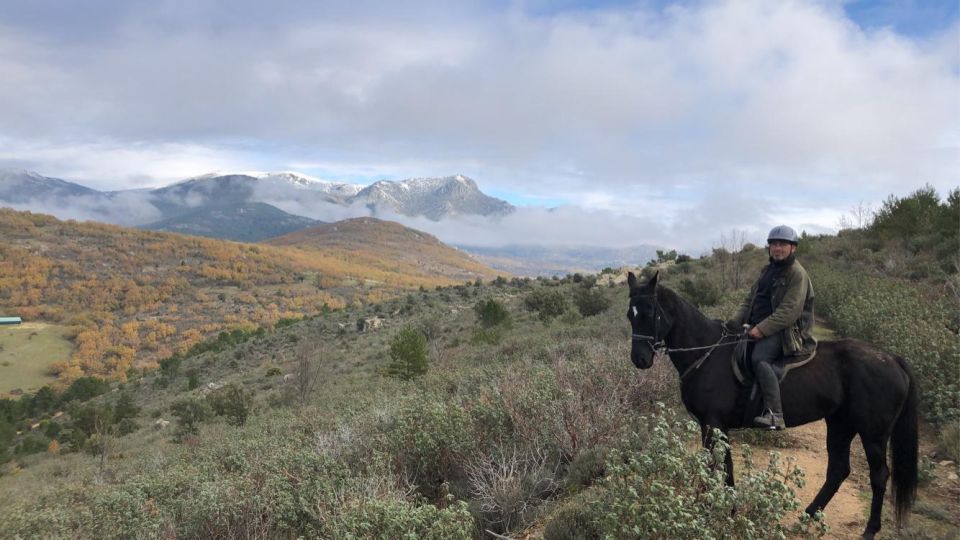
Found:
[0,169,659,275]
[0,169,512,226]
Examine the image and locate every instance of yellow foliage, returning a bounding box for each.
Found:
[0,208,498,384]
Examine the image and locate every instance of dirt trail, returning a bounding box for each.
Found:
[770,420,868,539]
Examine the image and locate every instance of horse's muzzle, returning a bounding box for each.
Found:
[631,344,654,369]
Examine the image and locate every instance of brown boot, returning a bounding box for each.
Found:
[753,409,785,430]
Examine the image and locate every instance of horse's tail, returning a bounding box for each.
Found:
[891,355,918,525]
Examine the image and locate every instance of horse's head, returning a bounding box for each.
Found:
[626,270,671,369]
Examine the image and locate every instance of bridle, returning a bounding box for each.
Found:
[629,292,750,380]
[629,293,667,356]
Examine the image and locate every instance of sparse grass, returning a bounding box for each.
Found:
[0,323,72,395]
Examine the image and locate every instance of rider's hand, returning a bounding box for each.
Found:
[748,326,764,340]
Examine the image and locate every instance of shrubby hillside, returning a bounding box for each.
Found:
[0,209,497,384]
[0,185,956,538]
[0,275,830,539]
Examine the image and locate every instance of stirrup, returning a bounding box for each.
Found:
[753,410,785,431]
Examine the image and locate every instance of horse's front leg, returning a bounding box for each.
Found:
[701,422,734,487]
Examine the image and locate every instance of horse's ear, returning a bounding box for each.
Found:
[627,272,638,288]
[649,270,660,289]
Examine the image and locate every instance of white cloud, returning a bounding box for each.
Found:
[0,1,956,251]
[0,138,262,190]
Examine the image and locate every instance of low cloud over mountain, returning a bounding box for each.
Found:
[1,168,675,273]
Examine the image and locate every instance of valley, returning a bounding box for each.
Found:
[0,208,497,386]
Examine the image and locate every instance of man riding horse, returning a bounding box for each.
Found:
[626,231,917,538]
[728,225,817,430]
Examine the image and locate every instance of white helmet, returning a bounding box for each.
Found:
[767,225,799,245]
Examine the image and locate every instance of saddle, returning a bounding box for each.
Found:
[731,343,816,384]
[731,342,816,427]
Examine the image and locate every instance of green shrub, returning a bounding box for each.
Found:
[384,396,474,502]
[116,418,139,436]
[60,376,110,403]
[524,289,568,323]
[584,411,825,539]
[14,433,49,456]
[207,383,254,426]
[471,327,506,345]
[544,496,603,540]
[159,355,183,381]
[565,446,608,490]
[384,326,429,381]
[813,265,959,424]
[42,421,62,439]
[170,397,212,441]
[678,275,722,307]
[68,403,113,438]
[474,298,512,329]
[331,499,473,539]
[871,185,958,254]
[560,310,582,325]
[112,390,140,423]
[265,366,283,377]
[573,287,611,317]
[275,316,301,329]
[186,368,200,390]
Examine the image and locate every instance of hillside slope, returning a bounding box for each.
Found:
[0,209,497,384]
[1,216,957,538]
[265,217,501,283]
[141,201,319,242]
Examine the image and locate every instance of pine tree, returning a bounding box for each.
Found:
[113,391,140,423]
[384,326,429,381]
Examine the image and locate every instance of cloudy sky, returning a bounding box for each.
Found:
[0,0,957,252]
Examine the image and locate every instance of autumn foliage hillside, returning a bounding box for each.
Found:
[0,209,498,384]
[266,217,498,283]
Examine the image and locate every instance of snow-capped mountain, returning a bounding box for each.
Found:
[355,175,513,220]
[0,169,103,203]
[0,169,153,225]
[0,169,514,231]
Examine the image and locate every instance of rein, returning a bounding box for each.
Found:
[630,293,751,380]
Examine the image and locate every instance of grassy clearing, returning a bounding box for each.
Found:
[0,323,71,396]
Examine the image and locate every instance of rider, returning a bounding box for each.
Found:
[729,225,817,430]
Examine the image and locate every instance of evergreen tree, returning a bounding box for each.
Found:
[207,384,253,426]
[113,391,140,423]
[385,326,429,381]
[474,298,512,329]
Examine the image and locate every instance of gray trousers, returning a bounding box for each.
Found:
[751,332,783,414]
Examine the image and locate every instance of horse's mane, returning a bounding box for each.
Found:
[655,283,723,332]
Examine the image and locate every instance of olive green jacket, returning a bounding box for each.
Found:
[732,258,817,358]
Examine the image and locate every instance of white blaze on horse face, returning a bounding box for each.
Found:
[632,306,638,318]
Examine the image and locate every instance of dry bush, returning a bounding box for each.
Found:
[465,444,560,533]
[497,340,673,462]
[289,339,325,407]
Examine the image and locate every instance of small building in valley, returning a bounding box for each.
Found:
[0,317,22,326]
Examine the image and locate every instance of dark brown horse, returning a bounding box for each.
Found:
[626,271,917,539]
